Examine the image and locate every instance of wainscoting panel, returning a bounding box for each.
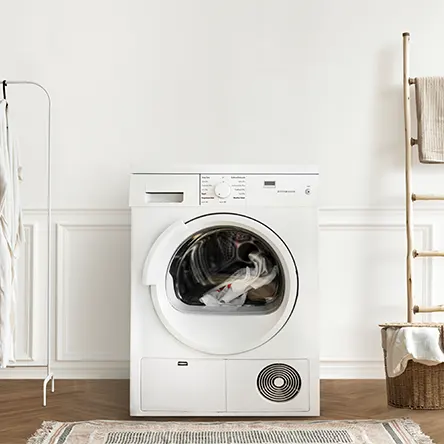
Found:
[319,222,432,368]
[56,221,130,362]
[15,224,36,362]
[2,207,443,379]
[13,214,49,368]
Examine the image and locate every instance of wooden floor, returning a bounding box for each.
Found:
[0,380,443,443]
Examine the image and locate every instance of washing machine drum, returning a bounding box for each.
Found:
[143,213,299,355]
[170,227,283,308]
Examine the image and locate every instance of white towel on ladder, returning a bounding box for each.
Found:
[0,100,24,368]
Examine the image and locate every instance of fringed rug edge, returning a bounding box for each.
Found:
[27,421,61,444]
[25,417,435,444]
[400,418,435,444]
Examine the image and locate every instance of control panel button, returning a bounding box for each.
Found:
[214,182,231,199]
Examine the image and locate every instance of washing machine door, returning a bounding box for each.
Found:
[143,213,298,355]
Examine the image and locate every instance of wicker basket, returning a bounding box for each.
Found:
[380,323,444,409]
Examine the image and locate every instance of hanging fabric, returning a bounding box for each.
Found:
[0,99,24,367]
[0,80,54,405]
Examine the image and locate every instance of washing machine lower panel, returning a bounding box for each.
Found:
[226,359,310,412]
[133,358,318,416]
[140,358,226,412]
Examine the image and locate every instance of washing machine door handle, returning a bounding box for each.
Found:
[142,220,189,286]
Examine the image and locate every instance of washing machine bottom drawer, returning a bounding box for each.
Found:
[140,358,226,412]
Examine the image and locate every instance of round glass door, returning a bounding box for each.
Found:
[168,226,285,314]
[143,213,298,355]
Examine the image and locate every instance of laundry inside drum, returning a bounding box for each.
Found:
[168,226,286,312]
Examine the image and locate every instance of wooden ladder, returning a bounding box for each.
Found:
[403,32,444,322]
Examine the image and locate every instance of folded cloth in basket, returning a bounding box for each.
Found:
[415,77,444,163]
[384,326,444,377]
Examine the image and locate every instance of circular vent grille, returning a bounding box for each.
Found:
[257,363,302,402]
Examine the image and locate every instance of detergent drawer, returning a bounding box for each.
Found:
[140,358,226,412]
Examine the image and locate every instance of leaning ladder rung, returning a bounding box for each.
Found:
[412,193,444,201]
[413,250,444,258]
[414,305,444,313]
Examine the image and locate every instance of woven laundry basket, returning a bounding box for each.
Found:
[380,323,444,409]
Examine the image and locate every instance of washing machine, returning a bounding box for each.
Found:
[129,165,320,416]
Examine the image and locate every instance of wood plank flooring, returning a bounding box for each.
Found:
[0,380,443,443]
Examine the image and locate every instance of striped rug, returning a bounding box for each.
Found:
[27,419,434,444]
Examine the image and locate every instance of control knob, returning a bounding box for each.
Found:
[214,182,231,199]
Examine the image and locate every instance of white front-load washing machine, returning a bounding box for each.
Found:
[129,165,320,416]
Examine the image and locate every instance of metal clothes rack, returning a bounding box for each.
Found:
[1,80,54,406]
[403,33,444,322]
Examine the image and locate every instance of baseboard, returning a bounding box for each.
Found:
[53,366,130,379]
[0,361,385,379]
[0,367,129,379]
[320,360,385,379]
[0,367,47,379]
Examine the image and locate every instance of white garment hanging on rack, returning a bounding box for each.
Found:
[0,99,23,368]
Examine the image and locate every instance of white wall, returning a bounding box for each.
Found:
[2,0,444,379]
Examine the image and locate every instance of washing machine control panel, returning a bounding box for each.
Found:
[200,174,318,206]
[201,175,246,205]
